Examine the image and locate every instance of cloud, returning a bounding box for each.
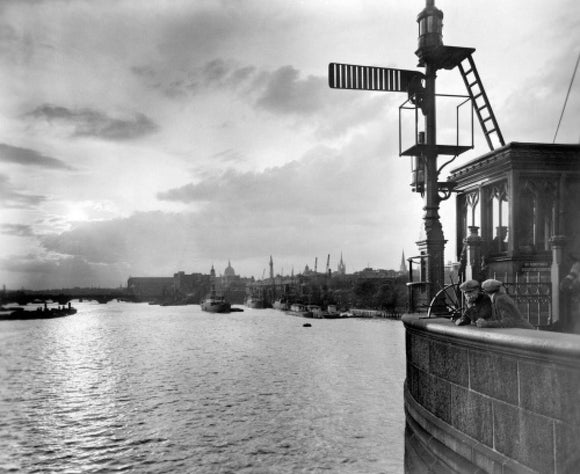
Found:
[130,56,386,137]
[40,219,131,265]
[19,125,419,284]
[0,21,18,46]
[0,223,35,237]
[39,212,195,270]
[211,149,245,164]
[22,212,207,285]
[203,58,230,84]
[131,58,258,99]
[0,174,46,208]
[156,129,420,267]
[27,105,159,141]
[0,143,74,170]
[155,3,260,65]
[255,66,326,116]
[500,47,580,143]
[158,151,385,218]
[0,254,129,290]
[251,64,393,138]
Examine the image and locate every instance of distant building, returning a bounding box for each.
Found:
[173,271,207,297]
[127,261,253,304]
[353,267,400,279]
[127,277,174,301]
[337,253,346,275]
[224,260,236,279]
[218,261,252,304]
[400,250,407,275]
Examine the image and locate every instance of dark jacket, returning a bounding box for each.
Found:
[478,292,534,329]
[455,293,492,326]
[464,293,493,322]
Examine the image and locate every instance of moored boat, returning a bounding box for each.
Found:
[201,293,231,313]
[0,303,77,321]
[272,298,290,311]
[306,305,324,318]
[201,264,231,313]
[245,296,265,309]
[287,303,313,318]
[323,305,343,319]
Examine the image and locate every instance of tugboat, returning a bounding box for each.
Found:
[201,291,231,313]
[201,265,231,313]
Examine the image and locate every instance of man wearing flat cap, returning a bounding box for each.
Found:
[455,279,492,326]
[479,279,534,329]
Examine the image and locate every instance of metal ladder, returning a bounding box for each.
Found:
[458,54,505,151]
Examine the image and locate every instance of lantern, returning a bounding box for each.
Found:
[417,0,443,51]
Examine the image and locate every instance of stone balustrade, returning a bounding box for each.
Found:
[403,314,580,473]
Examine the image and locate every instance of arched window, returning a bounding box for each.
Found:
[483,181,509,254]
[518,179,556,252]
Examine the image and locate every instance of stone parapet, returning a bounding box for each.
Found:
[403,314,580,473]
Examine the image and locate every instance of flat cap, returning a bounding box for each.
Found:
[481,279,502,293]
[459,280,480,291]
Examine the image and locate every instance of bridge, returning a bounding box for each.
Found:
[0,289,136,306]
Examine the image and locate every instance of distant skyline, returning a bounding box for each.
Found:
[1,0,579,289]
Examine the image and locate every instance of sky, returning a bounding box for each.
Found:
[1,0,579,290]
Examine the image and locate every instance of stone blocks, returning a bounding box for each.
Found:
[403,316,580,473]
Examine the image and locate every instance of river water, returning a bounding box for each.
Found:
[0,301,407,473]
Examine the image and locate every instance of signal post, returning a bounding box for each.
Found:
[329,0,502,304]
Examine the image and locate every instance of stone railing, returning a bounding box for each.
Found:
[403,314,580,473]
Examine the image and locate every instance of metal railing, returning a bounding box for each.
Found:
[492,272,552,328]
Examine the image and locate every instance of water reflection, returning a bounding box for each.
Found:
[1,302,406,473]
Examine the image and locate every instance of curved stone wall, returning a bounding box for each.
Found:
[403,314,580,473]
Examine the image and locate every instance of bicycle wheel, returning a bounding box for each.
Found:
[427,283,463,318]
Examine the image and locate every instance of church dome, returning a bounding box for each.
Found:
[224,260,236,277]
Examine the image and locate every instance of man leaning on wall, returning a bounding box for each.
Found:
[454,279,492,326]
[478,279,534,329]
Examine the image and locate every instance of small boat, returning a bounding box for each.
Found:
[323,305,343,319]
[272,298,290,311]
[0,303,77,321]
[349,308,388,318]
[287,303,313,318]
[306,305,324,319]
[201,264,231,313]
[201,292,231,313]
[245,296,266,309]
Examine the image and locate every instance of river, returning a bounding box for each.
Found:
[0,301,407,473]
